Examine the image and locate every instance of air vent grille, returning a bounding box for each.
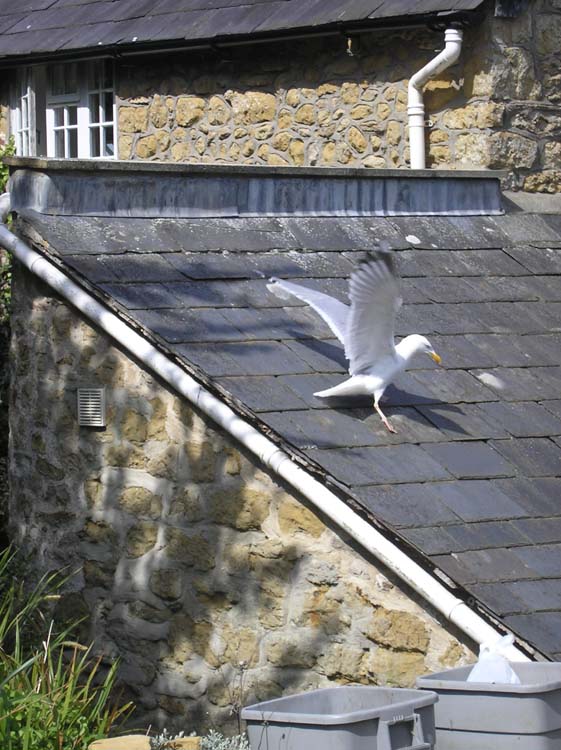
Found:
[77,387,106,427]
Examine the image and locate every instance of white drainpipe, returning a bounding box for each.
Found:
[408,27,463,170]
[0,193,530,662]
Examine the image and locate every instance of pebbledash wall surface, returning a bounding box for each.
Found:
[113,3,561,192]
[9,265,474,732]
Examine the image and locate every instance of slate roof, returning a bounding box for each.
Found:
[0,0,484,61]
[13,170,561,661]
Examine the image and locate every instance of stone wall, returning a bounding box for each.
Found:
[9,261,474,733]
[116,0,561,191]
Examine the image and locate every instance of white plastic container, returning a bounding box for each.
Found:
[417,662,561,749]
[242,685,438,750]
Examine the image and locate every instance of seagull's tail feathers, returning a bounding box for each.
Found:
[266,277,293,300]
[314,377,369,399]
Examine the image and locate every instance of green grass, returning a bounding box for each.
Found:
[0,548,133,749]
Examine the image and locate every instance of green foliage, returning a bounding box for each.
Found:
[0,548,133,750]
[0,134,14,271]
[0,137,15,195]
[0,252,10,326]
[0,137,15,324]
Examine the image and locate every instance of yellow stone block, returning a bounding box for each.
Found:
[150,96,169,129]
[376,102,391,121]
[118,106,149,134]
[286,88,300,107]
[423,77,458,111]
[135,135,157,160]
[278,496,324,537]
[170,740,201,750]
[176,97,206,127]
[341,82,360,104]
[365,607,430,653]
[524,170,561,193]
[289,139,305,165]
[322,142,336,164]
[294,104,315,125]
[363,155,386,168]
[89,736,150,750]
[347,126,367,153]
[268,153,290,166]
[350,104,373,120]
[118,135,133,160]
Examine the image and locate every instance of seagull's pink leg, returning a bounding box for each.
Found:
[374,399,397,433]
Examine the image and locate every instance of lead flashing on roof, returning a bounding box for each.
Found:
[7,158,505,219]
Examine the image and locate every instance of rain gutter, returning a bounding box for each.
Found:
[0,11,478,68]
[0,191,530,661]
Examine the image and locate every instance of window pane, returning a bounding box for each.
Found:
[88,61,100,91]
[22,97,28,125]
[23,132,29,157]
[49,64,64,96]
[55,129,64,157]
[89,94,100,123]
[65,63,77,94]
[54,107,64,127]
[49,62,77,96]
[68,106,77,126]
[69,128,78,158]
[103,92,113,122]
[90,127,100,157]
[102,60,113,90]
[104,126,114,156]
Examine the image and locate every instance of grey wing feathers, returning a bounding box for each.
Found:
[345,250,402,375]
[267,277,349,344]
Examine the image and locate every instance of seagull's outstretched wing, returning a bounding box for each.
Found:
[267,277,349,344]
[345,251,402,375]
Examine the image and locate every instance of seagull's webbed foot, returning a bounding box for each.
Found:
[374,401,397,433]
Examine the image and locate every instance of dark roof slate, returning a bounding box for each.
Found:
[16,199,561,660]
[0,0,484,60]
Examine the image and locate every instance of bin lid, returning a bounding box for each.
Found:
[417,662,561,694]
[241,685,438,725]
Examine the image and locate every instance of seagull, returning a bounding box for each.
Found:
[267,249,441,433]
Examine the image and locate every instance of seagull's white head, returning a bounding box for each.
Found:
[402,334,441,365]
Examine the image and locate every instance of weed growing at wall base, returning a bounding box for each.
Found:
[0,548,133,749]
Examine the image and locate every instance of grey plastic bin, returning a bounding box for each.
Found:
[241,685,438,750]
[417,662,561,750]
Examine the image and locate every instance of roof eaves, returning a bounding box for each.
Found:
[0,6,483,66]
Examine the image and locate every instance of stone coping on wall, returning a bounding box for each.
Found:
[6,157,505,218]
[5,157,508,181]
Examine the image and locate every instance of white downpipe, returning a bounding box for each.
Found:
[0,193,529,661]
[408,28,463,170]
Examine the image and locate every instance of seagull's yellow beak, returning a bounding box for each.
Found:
[430,352,442,365]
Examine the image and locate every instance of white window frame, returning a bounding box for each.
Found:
[87,62,116,159]
[11,67,36,157]
[46,60,115,159]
